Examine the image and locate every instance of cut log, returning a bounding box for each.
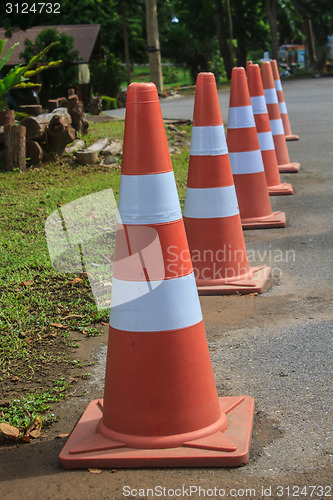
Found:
[75,138,110,165]
[102,139,123,156]
[67,95,79,110]
[4,125,26,172]
[21,108,71,141]
[47,114,75,155]
[48,99,60,112]
[0,126,4,145]
[19,105,42,116]
[26,140,44,165]
[65,139,85,154]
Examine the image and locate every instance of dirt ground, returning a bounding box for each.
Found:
[1,77,332,499]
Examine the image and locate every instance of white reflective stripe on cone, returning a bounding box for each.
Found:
[274,79,283,91]
[190,125,228,156]
[228,106,255,129]
[118,171,182,225]
[250,96,267,115]
[229,150,265,175]
[279,101,288,114]
[110,272,203,332]
[257,131,275,151]
[264,88,278,104]
[269,119,285,136]
[184,185,239,219]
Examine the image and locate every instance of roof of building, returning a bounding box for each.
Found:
[0,24,101,65]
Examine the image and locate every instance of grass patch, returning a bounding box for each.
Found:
[0,118,192,434]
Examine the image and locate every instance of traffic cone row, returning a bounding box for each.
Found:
[227,67,286,228]
[270,59,299,141]
[261,62,300,173]
[183,72,271,294]
[60,61,301,470]
[247,64,293,195]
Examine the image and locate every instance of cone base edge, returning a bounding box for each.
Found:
[278,162,300,173]
[241,211,286,229]
[197,266,272,295]
[285,134,299,141]
[268,183,294,196]
[58,396,254,469]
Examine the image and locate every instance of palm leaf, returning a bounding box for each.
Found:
[24,60,62,78]
[25,41,60,71]
[0,39,6,59]
[0,42,20,72]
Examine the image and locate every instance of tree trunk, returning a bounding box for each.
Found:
[4,125,26,172]
[234,0,247,67]
[122,7,131,86]
[213,0,234,80]
[305,18,317,69]
[265,0,279,62]
[145,0,163,94]
[226,0,234,67]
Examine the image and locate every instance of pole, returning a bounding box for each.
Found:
[145,0,163,94]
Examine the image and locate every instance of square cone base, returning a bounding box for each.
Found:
[268,182,293,196]
[241,211,286,229]
[285,134,299,141]
[59,396,254,469]
[278,162,300,173]
[198,265,272,296]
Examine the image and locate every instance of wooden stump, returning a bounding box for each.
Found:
[47,115,75,155]
[19,105,42,116]
[26,140,44,165]
[76,138,110,165]
[4,125,26,172]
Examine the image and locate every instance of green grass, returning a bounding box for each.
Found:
[0,118,192,433]
[121,64,193,90]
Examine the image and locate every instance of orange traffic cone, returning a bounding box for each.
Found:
[227,67,286,229]
[270,59,299,141]
[246,60,253,72]
[247,64,293,196]
[59,82,254,469]
[183,72,271,295]
[261,62,300,173]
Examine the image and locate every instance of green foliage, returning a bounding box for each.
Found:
[0,378,71,429]
[101,96,118,110]
[90,50,124,98]
[20,28,80,102]
[159,0,219,82]
[0,39,61,111]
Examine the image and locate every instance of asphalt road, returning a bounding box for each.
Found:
[2,77,332,499]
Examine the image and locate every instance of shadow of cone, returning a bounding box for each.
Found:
[261,62,300,173]
[248,64,294,196]
[270,59,299,141]
[183,72,272,295]
[227,67,286,229]
[59,82,254,468]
